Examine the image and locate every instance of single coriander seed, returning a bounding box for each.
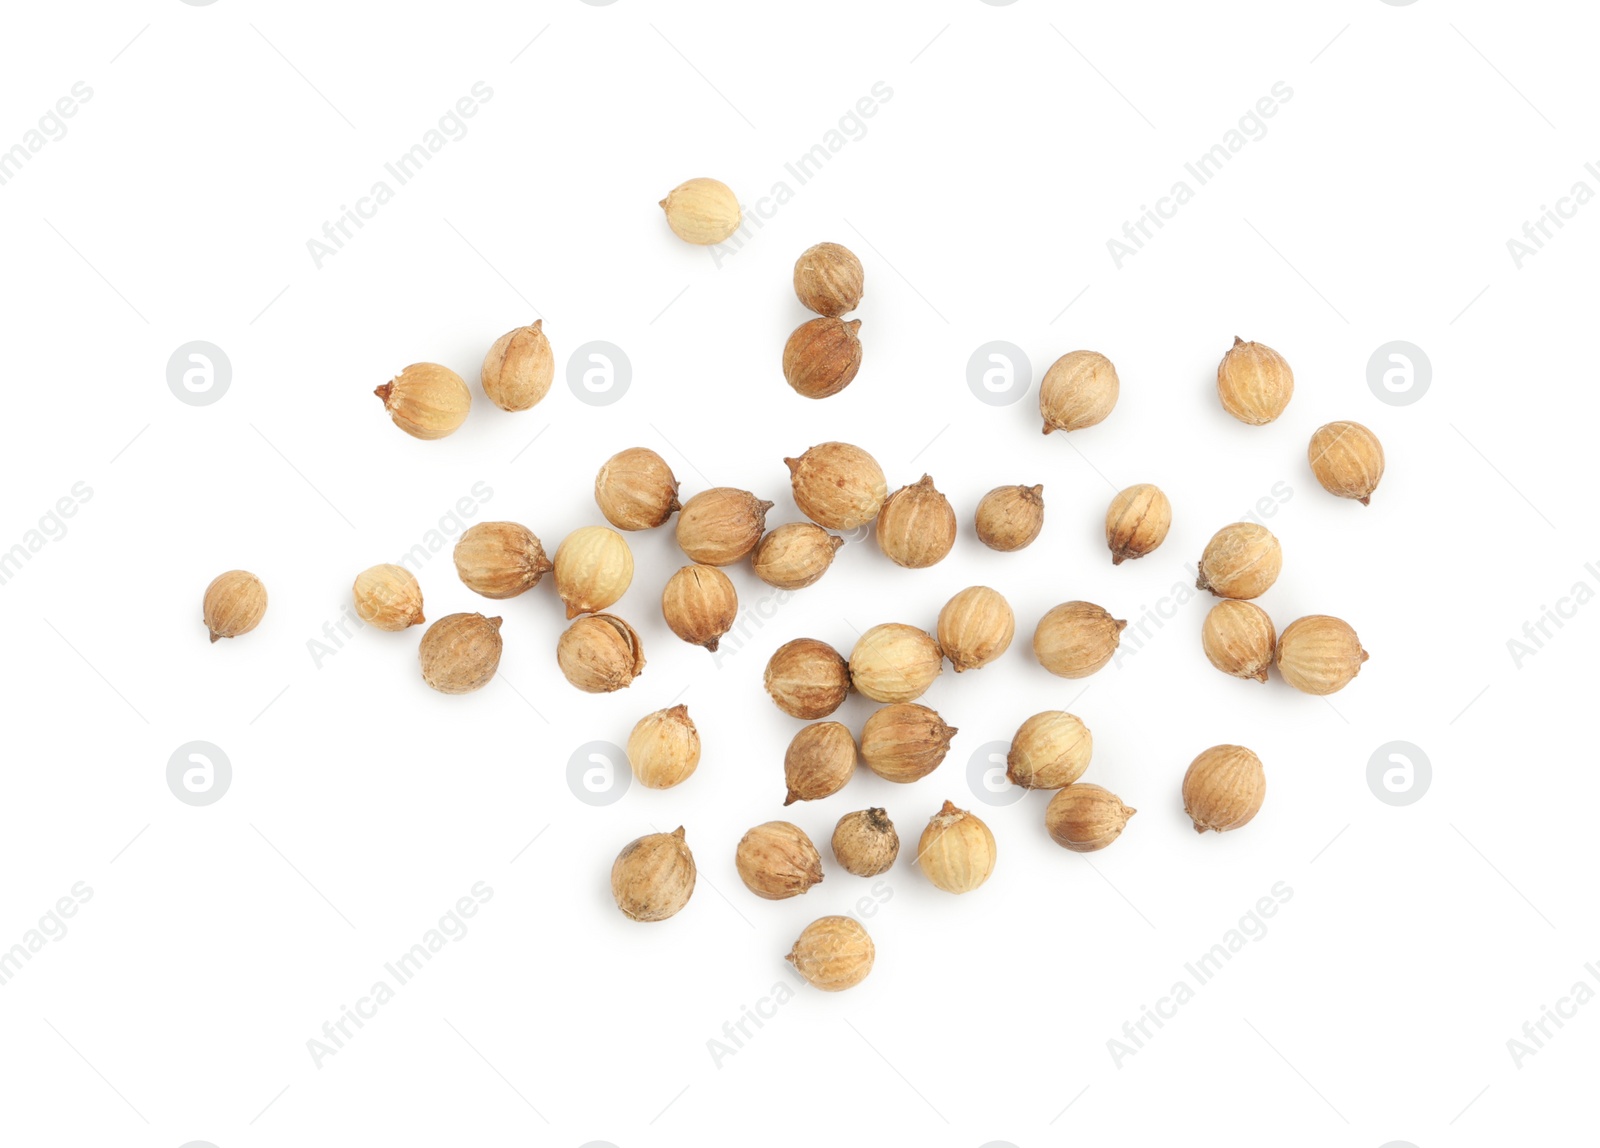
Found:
[1045,783,1137,852]
[1276,615,1368,695]
[1308,421,1385,505]
[783,721,857,805]
[735,821,823,900]
[553,525,634,618]
[876,475,956,568]
[1183,744,1266,833]
[418,612,503,694]
[1201,600,1276,683]
[626,704,700,790]
[1196,522,1282,600]
[203,569,267,643]
[611,827,695,922]
[975,483,1044,551]
[556,613,645,693]
[849,623,942,703]
[676,487,773,566]
[453,521,553,600]
[352,564,425,631]
[786,916,874,991]
[1040,350,1119,434]
[481,319,553,412]
[831,808,899,877]
[1006,711,1092,790]
[764,638,852,719]
[595,447,681,530]
[751,522,843,590]
[1105,483,1172,564]
[917,800,996,894]
[936,586,1015,672]
[860,703,957,783]
[1033,601,1127,678]
[783,316,863,399]
[659,177,741,245]
[661,564,739,652]
[793,242,864,317]
[785,441,887,530]
[375,363,471,440]
[1217,336,1293,425]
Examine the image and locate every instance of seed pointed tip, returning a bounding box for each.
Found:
[1030,484,1044,496]
[658,197,669,210]
[1360,648,1371,663]
[1233,335,1245,347]
[671,826,686,840]
[530,318,543,332]
[782,456,800,473]
[703,638,720,653]
[1114,618,1129,632]
[1359,495,1371,506]
[1041,422,1055,435]
[208,629,222,643]
[845,318,862,333]
[783,790,799,806]
[1111,552,1125,566]
[374,382,393,403]
[1252,668,1268,683]
[1193,821,1208,834]
[784,951,796,966]
[487,616,504,630]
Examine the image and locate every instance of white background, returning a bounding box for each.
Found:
[0,1,1595,1145]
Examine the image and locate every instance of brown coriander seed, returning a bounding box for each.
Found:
[936,586,1015,672]
[1105,483,1172,564]
[660,564,738,652]
[764,638,852,719]
[1201,600,1276,683]
[556,613,645,693]
[1308,421,1385,505]
[783,316,863,399]
[783,721,857,805]
[1183,744,1266,833]
[352,564,424,632]
[202,570,267,642]
[860,703,957,783]
[975,483,1045,552]
[1217,336,1293,425]
[611,827,695,922]
[1040,350,1119,434]
[751,523,844,590]
[453,521,553,600]
[418,613,503,694]
[1006,711,1092,790]
[1046,784,1136,853]
[626,705,700,790]
[659,177,741,245]
[1276,615,1368,695]
[849,623,943,703]
[676,487,773,566]
[876,475,957,568]
[553,525,634,618]
[735,821,823,900]
[594,447,681,530]
[375,363,470,440]
[1196,522,1282,600]
[481,319,553,412]
[1033,601,1127,678]
[785,441,887,530]
[831,808,899,877]
[786,916,874,991]
[917,801,996,894]
[793,242,864,317]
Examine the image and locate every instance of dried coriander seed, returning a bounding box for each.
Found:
[1040,350,1118,434]
[1006,711,1092,790]
[736,821,823,900]
[553,525,634,618]
[793,242,864,317]
[783,721,857,805]
[481,319,553,412]
[917,800,996,894]
[783,316,863,399]
[1033,601,1126,678]
[1276,615,1368,695]
[375,363,470,440]
[352,564,424,631]
[1197,522,1282,600]
[751,522,843,590]
[786,916,874,991]
[1105,483,1171,564]
[876,475,956,568]
[1183,745,1266,833]
[1217,336,1293,425]
[936,586,1015,672]
[1201,600,1276,683]
[831,808,898,877]
[660,177,741,244]
[556,613,645,693]
[595,447,680,530]
[203,570,267,643]
[1308,421,1385,505]
[661,564,738,652]
[677,487,773,566]
[1045,783,1136,852]
[764,638,851,719]
[975,483,1044,551]
[419,612,503,694]
[453,521,553,600]
[612,827,695,922]
[860,703,957,783]
[785,441,887,530]
[627,704,701,790]
[849,623,942,703]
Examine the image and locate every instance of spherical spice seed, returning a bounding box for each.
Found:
[626,704,700,790]
[594,447,681,530]
[1105,483,1172,564]
[936,586,1015,672]
[1201,600,1276,683]
[660,564,739,653]
[1045,783,1136,852]
[611,827,695,922]
[849,623,942,703]
[751,522,843,590]
[785,442,887,531]
[783,317,863,399]
[876,475,956,568]
[375,363,470,440]
[1040,350,1119,434]
[203,570,267,643]
[1006,711,1092,790]
[917,800,996,894]
[1276,615,1368,695]
[480,319,553,412]
[1033,601,1126,678]
[783,721,857,805]
[1183,744,1266,833]
[793,242,864,317]
[1308,421,1385,505]
[1217,336,1293,425]
[453,521,553,600]
[860,703,957,784]
[556,613,645,693]
[831,808,899,877]
[352,564,424,632]
[659,177,741,245]
[676,487,774,566]
[786,916,874,991]
[975,483,1044,551]
[764,638,852,719]
[418,612,503,694]
[1196,522,1282,601]
[735,821,823,900]
[553,525,634,618]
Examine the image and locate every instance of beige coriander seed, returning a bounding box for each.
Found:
[1040,350,1119,434]
[736,821,823,900]
[556,613,645,693]
[1045,783,1136,852]
[627,704,701,790]
[764,638,852,719]
[975,484,1044,551]
[1276,615,1368,695]
[1183,744,1266,833]
[418,612,503,694]
[1217,336,1293,425]
[784,721,857,805]
[1105,483,1172,564]
[375,363,470,440]
[553,525,634,618]
[1197,522,1282,600]
[861,703,957,784]
[831,808,899,877]
[595,447,681,530]
[661,564,739,652]
[481,320,553,412]
[1033,601,1127,678]
[203,570,267,642]
[785,441,887,530]
[876,475,956,568]
[1006,711,1092,790]
[752,523,843,590]
[793,242,864,317]
[660,177,741,245]
[1308,421,1385,505]
[786,916,874,991]
[849,623,943,703]
[1201,600,1276,683]
[611,827,696,922]
[352,564,424,631]
[677,487,773,566]
[917,801,996,894]
[936,586,1015,672]
[453,521,553,600]
[783,316,863,399]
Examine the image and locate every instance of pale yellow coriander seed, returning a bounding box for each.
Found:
[764,638,852,719]
[1033,601,1126,678]
[1196,522,1282,600]
[1276,615,1368,695]
[418,613,502,694]
[752,522,843,590]
[861,703,957,783]
[1045,783,1136,852]
[785,441,887,530]
[481,319,553,412]
[975,483,1044,551]
[352,564,424,631]
[611,827,695,922]
[556,613,645,693]
[784,721,857,805]
[1105,483,1172,564]
[735,821,823,900]
[203,570,267,642]
[1217,336,1293,425]
[676,487,774,566]
[1006,711,1092,790]
[595,447,681,530]
[793,242,864,317]
[831,808,899,877]
[1183,745,1266,833]
[1201,600,1276,683]
[786,916,874,991]
[917,801,996,894]
[1040,350,1119,434]
[1308,421,1385,505]
[626,704,700,790]
[453,521,553,600]
[661,564,738,652]
[375,363,470,440]
[553,525,634,618]
[936,586,1015,672]
[783,316,863,399]
[876,475,956,568]
[849,623,942,703]
[659,177,741,245]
